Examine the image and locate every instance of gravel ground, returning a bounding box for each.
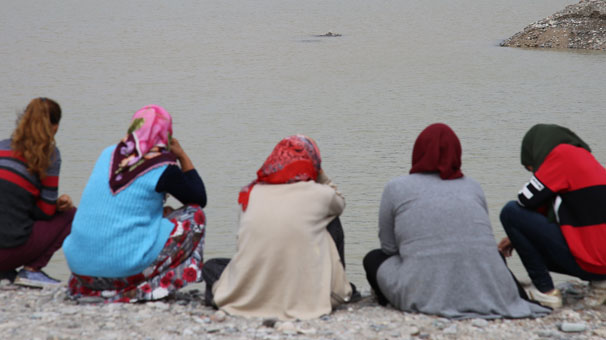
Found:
[501,0,606,50]
[2,280,606,340]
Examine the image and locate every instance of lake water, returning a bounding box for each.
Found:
[1,0,605,290]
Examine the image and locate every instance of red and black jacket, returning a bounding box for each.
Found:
[518,144,606,274]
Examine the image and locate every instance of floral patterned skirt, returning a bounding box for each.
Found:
[67,205,206,303]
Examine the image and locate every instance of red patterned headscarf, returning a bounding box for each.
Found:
[238,135,321,211]
[409,123,463,180]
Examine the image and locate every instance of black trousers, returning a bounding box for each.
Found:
[202,217,346,307]
[362,249,390,306]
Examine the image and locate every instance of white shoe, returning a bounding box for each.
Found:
[590,280,606,289]
[525,285,562,309]
[585,280,606,307]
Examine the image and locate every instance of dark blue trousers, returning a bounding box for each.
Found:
[500,201,606,292]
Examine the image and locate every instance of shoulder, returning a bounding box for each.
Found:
[96,145,117,160]
[0,139,10,149]
[381,174,421,199]
[538,144,587,174]
[385,173,435,189]
[385,175,410,188]
[53,145,61,161]
[545,144,586,162]
[102,144,117,154]
[458,175,481,188]
[295,180,335,195]
[255,181,334,197]
[456,176,486,197]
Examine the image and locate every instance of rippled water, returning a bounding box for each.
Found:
[1,0,605,289]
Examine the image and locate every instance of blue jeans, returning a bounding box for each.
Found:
[500,201,606,292]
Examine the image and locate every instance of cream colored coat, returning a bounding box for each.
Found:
[213,176,352,320]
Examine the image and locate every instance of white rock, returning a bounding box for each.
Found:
[211,310,226,322]
[472,319,489,328]
[593,328,606,338]
[404,326,420,335]
[560,322,586,332]
[277,321,295,333]
[150,302,170,311]
[297,327,317,335]
[562,310,581,320]
[192,316,208,325]
[443,324,458,334]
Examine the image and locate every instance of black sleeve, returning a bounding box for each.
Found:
[156,165,207,207]
[517,175,555,209]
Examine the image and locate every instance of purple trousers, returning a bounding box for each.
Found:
[0,207,75,271]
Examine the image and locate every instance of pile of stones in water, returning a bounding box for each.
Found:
[501,0,606,50]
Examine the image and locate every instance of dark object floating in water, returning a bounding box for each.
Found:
[316,32,342,37]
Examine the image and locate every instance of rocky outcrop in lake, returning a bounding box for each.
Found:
[501,0,606,50]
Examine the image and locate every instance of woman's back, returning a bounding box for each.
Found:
[383,173,493,253]
[213,181,349,320]
[63,146,174,278]
[377,172,547,319]
[365,123,549,319]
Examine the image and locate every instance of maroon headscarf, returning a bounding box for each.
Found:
[409,123,463,180]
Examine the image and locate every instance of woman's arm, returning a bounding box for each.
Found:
[170,138,194,172]
[517,175,555,209]
[378,183,398,255]
[155,138,207,207]
[317,170,345,216]
[156,166,207,207]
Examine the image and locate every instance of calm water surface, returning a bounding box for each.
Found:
[1,0,605,289]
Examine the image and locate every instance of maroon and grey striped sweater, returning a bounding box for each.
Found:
[0,138,60,248]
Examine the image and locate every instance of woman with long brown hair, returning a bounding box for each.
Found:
[0,97,75,287]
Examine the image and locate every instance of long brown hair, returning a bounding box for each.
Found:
[11,98,62,179]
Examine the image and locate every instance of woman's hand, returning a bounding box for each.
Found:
[170,138,186,158]
[57,194,73,212]
[498,237,514,257]
[171,138,194,172]
[316,169,328,184]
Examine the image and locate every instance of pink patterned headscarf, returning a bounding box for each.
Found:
[109,105,177,194]
[129,105,173,158]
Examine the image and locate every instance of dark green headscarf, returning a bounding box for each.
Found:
[521,124,591,170]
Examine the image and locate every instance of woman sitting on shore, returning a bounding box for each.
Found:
[63,105,207,302]
[0,98,75,287]
[202,135,353,320]
[363,123,550,319]
[499,124,606,308]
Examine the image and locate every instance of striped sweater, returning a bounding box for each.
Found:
[0,138,60,248]
[518,144,606,274]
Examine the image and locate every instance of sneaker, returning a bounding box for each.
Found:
[585,280,606,307]
[14,269,60,288]
[0,270,17,283]
[525,285,562,309]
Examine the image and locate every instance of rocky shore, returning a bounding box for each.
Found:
[501,0,606,50]
[2,280,606,340]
